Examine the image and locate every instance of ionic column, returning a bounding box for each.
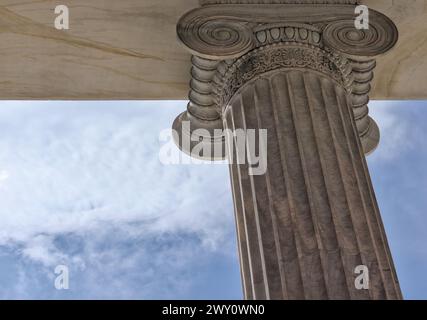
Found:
[173,2,402,300]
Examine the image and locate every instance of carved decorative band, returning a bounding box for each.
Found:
[213,43,352,108]
[254,23,323,48]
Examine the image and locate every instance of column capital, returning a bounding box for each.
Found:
[177,3,397,60]
[173,2,398,158]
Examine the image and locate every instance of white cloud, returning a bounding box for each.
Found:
[0,101,236,294]
[369,101,412,161]
[0,170,8,182]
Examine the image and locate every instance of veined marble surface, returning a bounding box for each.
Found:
[364,0,427,100]
[0,0,425,100]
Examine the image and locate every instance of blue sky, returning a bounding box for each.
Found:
[0,100,425,300]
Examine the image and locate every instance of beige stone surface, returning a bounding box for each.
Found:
[362,0,427,100]
[0,0,425,100]
[0,0,198,100]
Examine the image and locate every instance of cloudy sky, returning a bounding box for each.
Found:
[0,100,425,300]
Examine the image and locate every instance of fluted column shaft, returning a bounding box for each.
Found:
[225,69,402,300]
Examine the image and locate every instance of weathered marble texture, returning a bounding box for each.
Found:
[362,0,427,100]
[0,0,199,99]
[0,0,425,100]
[225,69,402,299]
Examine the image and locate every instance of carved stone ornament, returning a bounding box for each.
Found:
[173,2,398,159]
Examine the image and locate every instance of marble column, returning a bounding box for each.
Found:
[173,1,402,300]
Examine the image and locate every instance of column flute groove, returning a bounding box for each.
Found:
[269,75,306,300]
[286,73,329,299]
[252,82,285,299]
[304,74,353,299]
